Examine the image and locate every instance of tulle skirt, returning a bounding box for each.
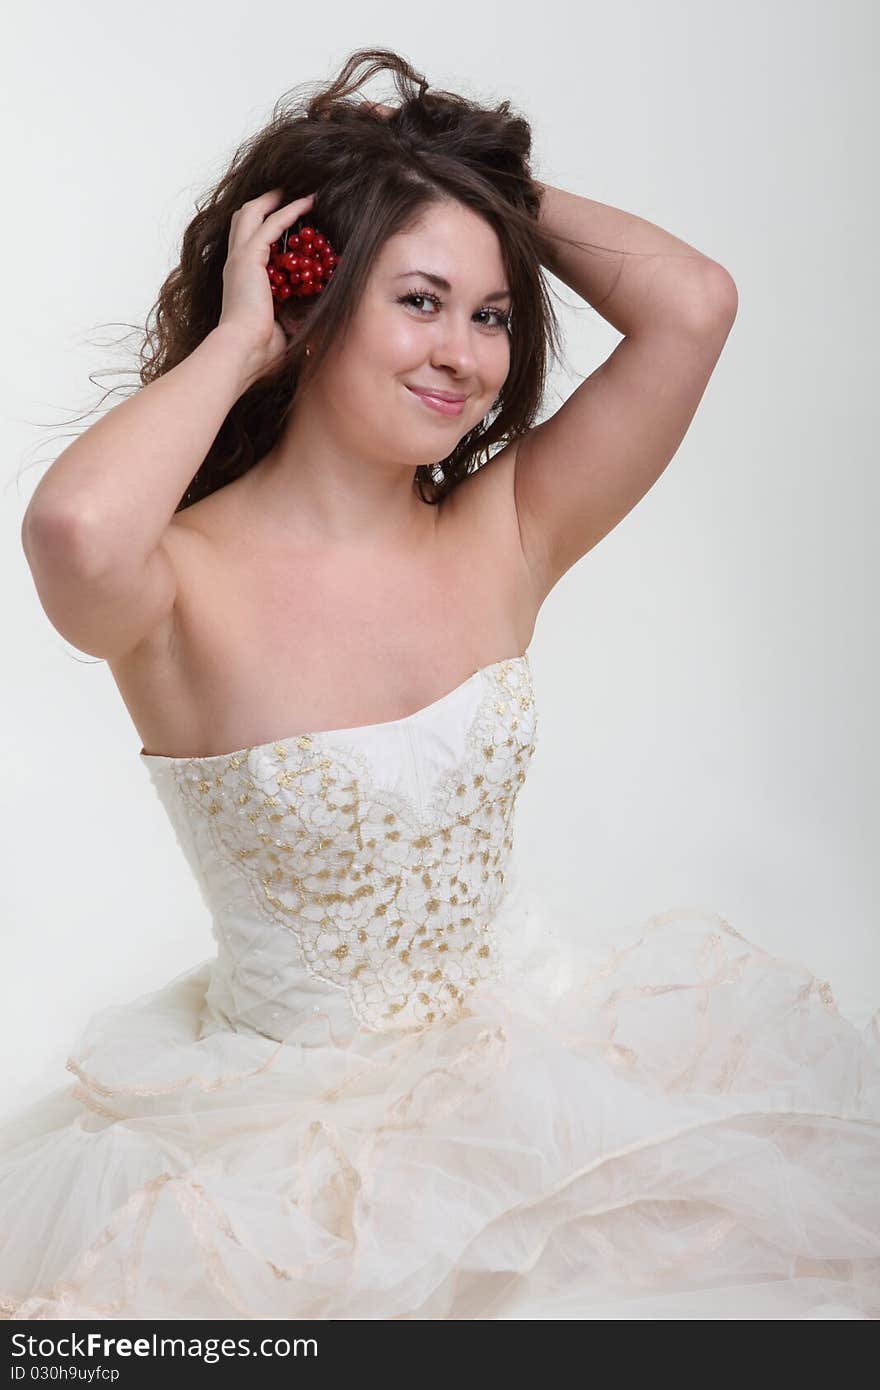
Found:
[2,885,878,1320]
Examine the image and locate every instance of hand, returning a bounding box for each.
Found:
[218,188,317,378]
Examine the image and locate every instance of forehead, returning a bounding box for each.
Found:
[376,201,507,284]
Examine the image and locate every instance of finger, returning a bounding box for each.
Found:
[258,192,317,239]
[231,188,284,221]
[227,190,283,243]
[229,191,315,250]
[267,191,316,218]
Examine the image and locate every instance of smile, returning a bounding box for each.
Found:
[405,386,467,417]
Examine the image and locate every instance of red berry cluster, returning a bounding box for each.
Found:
[267,223,339,303]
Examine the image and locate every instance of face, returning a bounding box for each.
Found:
[311,200,512,467]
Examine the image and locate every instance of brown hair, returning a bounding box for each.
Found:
[27,48,620,512]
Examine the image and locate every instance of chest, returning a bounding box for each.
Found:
[116,473,534,759]
[202,538,519,711]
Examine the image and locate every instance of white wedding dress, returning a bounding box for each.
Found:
[1,652,878,1319]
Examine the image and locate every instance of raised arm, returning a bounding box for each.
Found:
[21,189,313,661]
[21,326,256,660]
[514,181,738,605]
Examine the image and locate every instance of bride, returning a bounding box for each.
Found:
[6,47,878,1320]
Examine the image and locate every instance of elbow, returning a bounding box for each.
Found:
[696,263,739,325]
[21,502,102,578]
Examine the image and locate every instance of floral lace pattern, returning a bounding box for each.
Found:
[167,658,537,1033]
[4,651,880,1321]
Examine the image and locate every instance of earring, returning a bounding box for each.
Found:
[305,345,312,357]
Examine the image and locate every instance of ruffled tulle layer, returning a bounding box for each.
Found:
[2,895,879,1320]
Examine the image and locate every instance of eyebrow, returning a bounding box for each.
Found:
[393,270,511,302]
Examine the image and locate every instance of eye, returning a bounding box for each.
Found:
[397,289,511,332]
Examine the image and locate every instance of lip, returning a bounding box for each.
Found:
[405,386,468,417]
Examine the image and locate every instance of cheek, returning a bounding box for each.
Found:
[345,320,419,385]
[490,337,512,388]
[380,316,424,364]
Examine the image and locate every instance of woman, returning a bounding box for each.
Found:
[5,47,879,1320]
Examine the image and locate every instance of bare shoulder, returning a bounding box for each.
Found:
[442,437,536,602]
[110,490,223,671]
[441,436,541,649]
[105,484,250,749]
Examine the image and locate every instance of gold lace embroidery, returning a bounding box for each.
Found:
[171,658,537,1034]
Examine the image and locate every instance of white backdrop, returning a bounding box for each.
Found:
[2,1,877,1114]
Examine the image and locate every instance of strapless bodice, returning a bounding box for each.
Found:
[7,647,880,1323]
[140,655,537,1042]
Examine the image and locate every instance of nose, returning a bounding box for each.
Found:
[430,313,479,378]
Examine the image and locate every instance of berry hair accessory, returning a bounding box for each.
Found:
[267,216,339,304]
